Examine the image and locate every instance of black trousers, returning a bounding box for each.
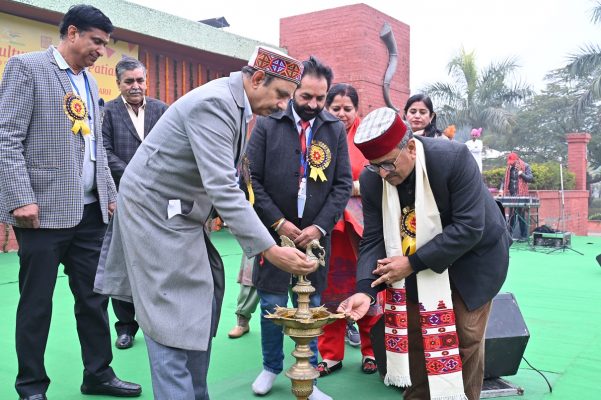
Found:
[13,203,115,397]
[508,208,529,240]
[111,298,138,336]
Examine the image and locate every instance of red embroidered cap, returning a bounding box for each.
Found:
[248,46,303,84]
[354,107,407,160]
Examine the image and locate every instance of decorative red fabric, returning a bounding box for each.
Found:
[503,158,529,195]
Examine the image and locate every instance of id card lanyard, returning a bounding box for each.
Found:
[297,123,314,218]
[66,70,96,161]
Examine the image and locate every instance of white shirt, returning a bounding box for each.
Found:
[121,96,146,140]
[291,107,316,146]
[290,106,324,235]
[466,139,483,172]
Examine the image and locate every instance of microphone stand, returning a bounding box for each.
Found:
[548,161,583,255]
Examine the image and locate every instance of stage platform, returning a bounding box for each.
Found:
[1,232,600,399]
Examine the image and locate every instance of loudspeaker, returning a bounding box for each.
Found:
[484,292,529,378]
[369,292,529,380]
[533,231,571,248]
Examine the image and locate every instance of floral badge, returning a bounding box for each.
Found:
[63,92,91,135]
[308,141,331,182]
[400,206,416,256]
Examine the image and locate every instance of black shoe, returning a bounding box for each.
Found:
[115,333,134,349]
[81,377,142,397]
[19,395,47,400]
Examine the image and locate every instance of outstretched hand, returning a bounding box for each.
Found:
[263,245,318,276]
[337,293,371,322]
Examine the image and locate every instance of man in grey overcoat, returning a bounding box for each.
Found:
[0,5,141,399]
[95,46,318,399]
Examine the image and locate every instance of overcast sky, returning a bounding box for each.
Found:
[130,0,600,92]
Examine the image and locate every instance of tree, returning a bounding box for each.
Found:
[510,70,592,162]
[566,0,601,113]
[512,69,601,182]
[423,48,531,142]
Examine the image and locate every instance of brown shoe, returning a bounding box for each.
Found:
[228,315,250,338]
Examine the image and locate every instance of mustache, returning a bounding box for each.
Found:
[128,90,143,94]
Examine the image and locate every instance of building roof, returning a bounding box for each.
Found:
[8,0,282,60]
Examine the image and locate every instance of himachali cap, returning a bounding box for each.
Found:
[354,107,407,160]
[248,46,303,84]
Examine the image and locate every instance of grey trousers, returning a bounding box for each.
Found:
[145,335,212,400]
[144,299,216,400]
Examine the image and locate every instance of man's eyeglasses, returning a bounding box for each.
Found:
[365,150,402,174]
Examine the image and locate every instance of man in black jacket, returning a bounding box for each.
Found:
[246,56,352,399]
[339,107,511,400]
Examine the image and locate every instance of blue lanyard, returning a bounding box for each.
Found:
[66,70,92,122]
[300,124,314,179]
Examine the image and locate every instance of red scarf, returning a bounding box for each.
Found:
[503,159,529,196]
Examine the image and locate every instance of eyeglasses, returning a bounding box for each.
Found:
[365,150,402,174]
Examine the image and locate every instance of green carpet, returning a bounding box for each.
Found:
[1,232,600,399]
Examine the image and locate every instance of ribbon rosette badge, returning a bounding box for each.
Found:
[63,92,91,135]
[308,141,331,182]
[400,207,416,256]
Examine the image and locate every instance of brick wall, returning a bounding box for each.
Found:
[534,190,589,235]
[280,3,410,118]
[588,220,601,236]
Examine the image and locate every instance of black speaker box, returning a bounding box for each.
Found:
[532,231,571,248]
[369,292,529,380]
[484,292,529,378]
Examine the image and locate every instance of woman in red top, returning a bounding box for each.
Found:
[317,84,381,376]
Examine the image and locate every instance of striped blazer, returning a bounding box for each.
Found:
[0,47,117,228]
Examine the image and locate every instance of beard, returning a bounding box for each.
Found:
[293,100,323,122]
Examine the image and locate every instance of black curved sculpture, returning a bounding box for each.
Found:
[380,22,399,112]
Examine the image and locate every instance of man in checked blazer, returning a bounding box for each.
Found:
[0,5,141,400]
[102,57,168,350]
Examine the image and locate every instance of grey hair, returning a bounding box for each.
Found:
[397,122,414,149]
[115,57,146,81]
[241,65,275,86]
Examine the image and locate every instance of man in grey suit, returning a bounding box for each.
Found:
[102,57,168,350]
[339,108,511,400]
[0,5,141,400]
[96,46,319,399]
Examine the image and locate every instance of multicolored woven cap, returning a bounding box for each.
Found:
[354,107,407,160]
[248,46,303,84]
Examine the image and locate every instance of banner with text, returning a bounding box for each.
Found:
[0,12,139,101]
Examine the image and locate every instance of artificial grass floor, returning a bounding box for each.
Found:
[1,232,600,399]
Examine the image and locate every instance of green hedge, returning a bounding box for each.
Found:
[483,162,576,191]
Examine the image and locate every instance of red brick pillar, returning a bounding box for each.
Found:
[566,133,591,191]
[280,4,410,118]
